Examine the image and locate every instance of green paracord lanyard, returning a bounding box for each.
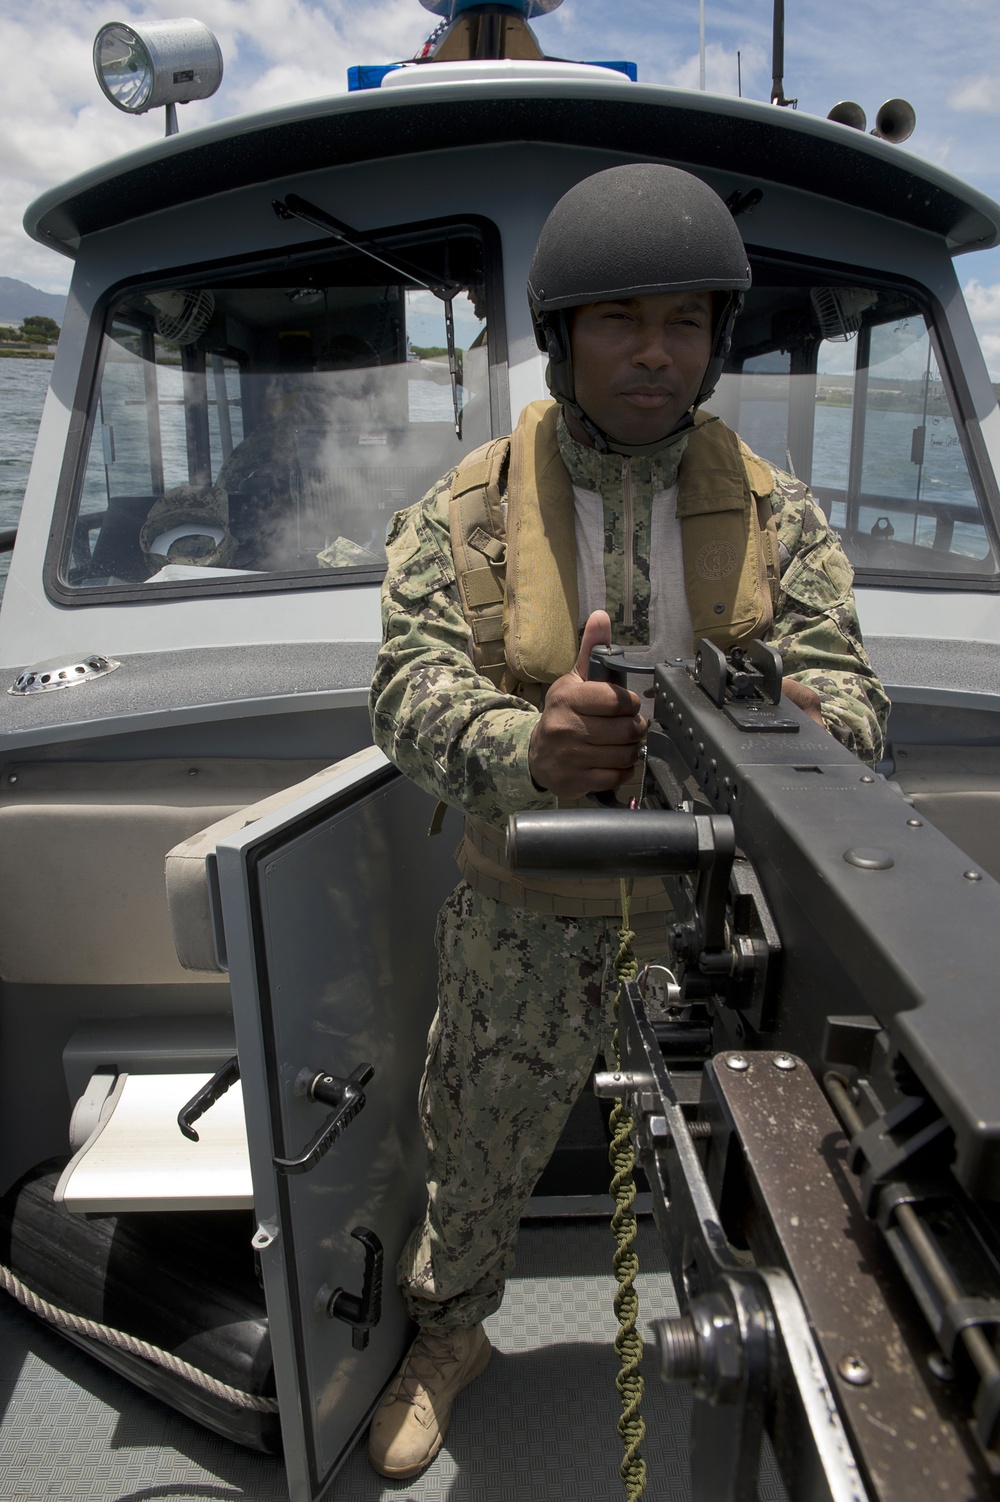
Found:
[609,877,646,1500]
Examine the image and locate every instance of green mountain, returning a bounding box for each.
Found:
[0,278,67,327]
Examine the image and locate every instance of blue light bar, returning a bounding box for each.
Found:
[348,64,403,90]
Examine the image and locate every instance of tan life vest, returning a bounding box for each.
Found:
[447,398,781,916]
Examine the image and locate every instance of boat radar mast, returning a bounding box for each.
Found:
[416,0,563,62]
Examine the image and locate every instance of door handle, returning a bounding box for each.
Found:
[273,1063,374,1175]
[177,1054,240,1141]
[317,1226,384,1350]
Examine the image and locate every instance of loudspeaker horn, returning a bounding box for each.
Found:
[872,98,915,144]
[827,100,866,131]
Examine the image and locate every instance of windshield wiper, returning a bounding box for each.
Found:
[274,193,464,439]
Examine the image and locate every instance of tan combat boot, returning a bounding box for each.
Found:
[367,1324,492,1478]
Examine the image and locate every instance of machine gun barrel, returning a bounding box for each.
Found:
[507,807,729,876]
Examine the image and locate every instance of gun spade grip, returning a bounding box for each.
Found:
[507,809,718,876]
[589,643,627,686]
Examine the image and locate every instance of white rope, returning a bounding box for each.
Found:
[0,1262,279,1414]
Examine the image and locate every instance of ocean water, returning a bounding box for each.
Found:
[0,358,51,530]
[735,399,990,562]
[0,359,51,599]
[0,362,993,595]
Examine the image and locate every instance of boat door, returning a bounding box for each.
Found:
[211,746,455,1502]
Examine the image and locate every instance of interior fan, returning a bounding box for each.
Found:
[147,288,216,345]
[809,286,877,342]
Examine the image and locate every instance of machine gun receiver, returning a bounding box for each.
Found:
[509,635,1000,1499]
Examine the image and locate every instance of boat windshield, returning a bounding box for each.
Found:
[60,223,496,594]
[716,266,999,583]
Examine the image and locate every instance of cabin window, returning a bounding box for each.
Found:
[60,223,499,596]
[715,270,998,583]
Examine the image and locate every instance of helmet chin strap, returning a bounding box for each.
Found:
[564,399,696,458]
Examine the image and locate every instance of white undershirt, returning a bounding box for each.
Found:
[572,479,694,673]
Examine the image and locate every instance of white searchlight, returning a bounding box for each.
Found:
[93,18,223,136]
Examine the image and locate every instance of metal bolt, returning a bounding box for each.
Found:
[843,846,894,870]
[860,775,875,784]
[725,1054,750,1072]
[647,1116,711,1145]
[837,1354,872,1386]
[773,1054,797,1071]
[964,870,983,882]
[655,1315,700,1381]
[906,817,923,827]
[927,1352,955,1382]
[7,774,15,784]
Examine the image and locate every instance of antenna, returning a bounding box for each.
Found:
[699,0,706,91]
[770,0,796,108]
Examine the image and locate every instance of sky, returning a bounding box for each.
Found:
[5,0,1000,371]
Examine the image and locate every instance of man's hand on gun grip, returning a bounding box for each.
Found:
[528,610,647,799]
[781,675,825,729]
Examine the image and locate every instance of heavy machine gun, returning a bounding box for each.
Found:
[508,641,1000,1502]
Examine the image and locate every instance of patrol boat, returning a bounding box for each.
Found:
[2,2,1000,1498]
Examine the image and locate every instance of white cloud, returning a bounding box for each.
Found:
[661,41,768,99]
[949,75,1000,115]
[963,278,1000,380]
[0,0,431,293]
[4,0,1000,393]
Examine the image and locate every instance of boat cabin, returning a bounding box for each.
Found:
[2,5,1000,1497]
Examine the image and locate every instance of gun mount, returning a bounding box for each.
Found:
[508,641,1000,1502]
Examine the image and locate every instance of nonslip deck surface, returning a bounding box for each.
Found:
[0,1219,786,1501]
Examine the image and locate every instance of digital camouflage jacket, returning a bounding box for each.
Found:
[370,412,890,831]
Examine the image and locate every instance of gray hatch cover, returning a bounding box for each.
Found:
[213,747,456,1501]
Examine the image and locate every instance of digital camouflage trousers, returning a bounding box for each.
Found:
[397,879,666,1331]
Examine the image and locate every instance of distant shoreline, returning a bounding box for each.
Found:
[0,350,997,401]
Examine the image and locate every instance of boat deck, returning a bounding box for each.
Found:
[0,1218,787,1501]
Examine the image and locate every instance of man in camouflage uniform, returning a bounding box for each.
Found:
[367,164,888,1479]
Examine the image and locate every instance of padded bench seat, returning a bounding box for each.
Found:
[165,746,383,973]
[0,758,329,986]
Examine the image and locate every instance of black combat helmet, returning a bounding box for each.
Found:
[527,163,751,453]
